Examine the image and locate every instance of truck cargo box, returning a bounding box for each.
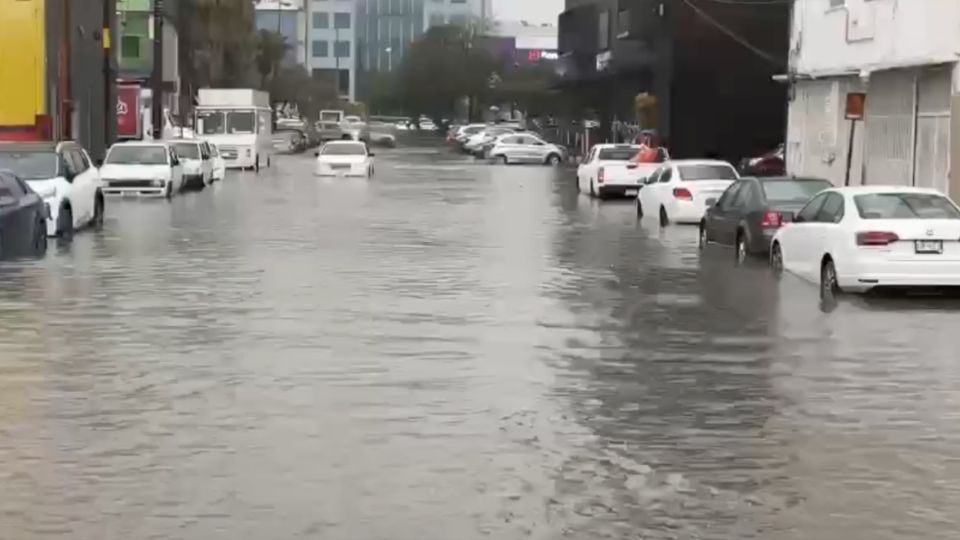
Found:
[197,89,270,108]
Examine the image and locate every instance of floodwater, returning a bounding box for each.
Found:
[2,147,960,539]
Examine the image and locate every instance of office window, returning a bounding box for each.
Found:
[334,40,351,58]
[334,12,351,29]
[121,36,141,59]
[598,10,610,50]
[312,40,329,57]
[313,12,329,28]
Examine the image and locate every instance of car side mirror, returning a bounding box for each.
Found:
[314,151,320,157]
[94,158,103,167]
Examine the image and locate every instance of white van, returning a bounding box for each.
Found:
[194,89,273,171]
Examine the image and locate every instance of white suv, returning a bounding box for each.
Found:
[489,133,564,166]
[0,141,105,238]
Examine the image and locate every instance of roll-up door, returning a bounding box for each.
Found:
[864,69,915,185]
[914,66,952,192]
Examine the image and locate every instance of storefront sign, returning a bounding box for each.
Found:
[117,84,141,138]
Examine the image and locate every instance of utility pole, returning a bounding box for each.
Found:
[151,0,164,140]
[103,0,116,154]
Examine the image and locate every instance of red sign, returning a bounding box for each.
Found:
[845,92,866,120]
[116,84,141,138]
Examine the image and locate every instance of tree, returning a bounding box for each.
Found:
[396,24,497,123]
[176,0,257,92]
[267,66,339,121]
[256,30,290,87]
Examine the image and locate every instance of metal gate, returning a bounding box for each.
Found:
[914,67,952,192]
[864,69,916,185]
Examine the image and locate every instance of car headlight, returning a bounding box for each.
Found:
[153,178,166,186]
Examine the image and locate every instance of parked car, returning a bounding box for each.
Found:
[367,124,397,148]
[209,142,227,181]
[771,186,960,299]
[101,141,185,197]
[454,124,487,147]
[739,144,786,177]
[272,129,306,154]
[0,169,48,257]
[488,133,564,166]
[0,141,104,238]
[699,175,832,261]
[316,121,344,142]
[170,140,213,190]
[314,141,374,178]
[465,126,522,157]
[637,159,739,225]
[577,144,644,198]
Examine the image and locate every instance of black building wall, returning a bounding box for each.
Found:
[664,0,788,160]
[45,0,116,160]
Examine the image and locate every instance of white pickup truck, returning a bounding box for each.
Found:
[577,144,667,199]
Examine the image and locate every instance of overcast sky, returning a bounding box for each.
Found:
[493,0,563,25]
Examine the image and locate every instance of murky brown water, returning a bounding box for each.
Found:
[2,147,960,539]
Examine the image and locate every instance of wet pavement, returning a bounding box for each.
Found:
[2,146,960,539]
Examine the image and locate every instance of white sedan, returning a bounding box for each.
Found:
[101,141,184,197]
[315,141,374,178]
[770,186,960,298]
[637,159,739,225]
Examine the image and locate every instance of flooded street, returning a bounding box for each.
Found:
[3,146,960,539]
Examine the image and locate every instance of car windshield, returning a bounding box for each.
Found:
[678,164,738,180]
[227,111,256,134]
[197,111,225,135]
[172,143,200,159]
[321,144,366,156]
[598,147,640,161]
[854,192,960,219]
[463,126,485,135]
[106,145,168,165]
[0,151,58,179]
[762,179,832,203]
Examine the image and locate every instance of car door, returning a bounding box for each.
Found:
[639,166,664,213]
[578,148,597,191]
[0,173,24,252]
[783,192,829,278]
[168,147,183,191]
[809,192,846,269]
[652,165,675,214]
[707,181,744,245]
[66,148,95,224]
[528,136,550,163]
[199,143,212,182]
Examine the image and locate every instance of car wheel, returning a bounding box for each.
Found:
[770,242,784,278]
[636,200,644,218]
[547,154,561,166]
[165,182,173,199]
[56,205,73,240]
[254,155,260,172]
[590,180,596,198]
[92,193,105,230]
[698,223,708,249]
[34,217,47,255]
[820,258,840,301]
[575,177,581,193]
[659,206,669,227]
[500,155,509,165]
[735,231,748,264]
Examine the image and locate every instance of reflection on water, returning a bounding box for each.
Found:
[0,150,959,539]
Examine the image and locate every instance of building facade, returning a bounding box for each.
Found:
[786,0,960,199]
[556,0,789,162]
[308,0,357,99]
[254,0,307,67]
[116,0,180,113]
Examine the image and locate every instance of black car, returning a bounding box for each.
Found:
[0,169,48,258]
[700,176,832,261]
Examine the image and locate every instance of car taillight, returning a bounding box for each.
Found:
[598,167,605,184]
[761,211,783,228]
[856,231,899,246]
[673,187,692,200]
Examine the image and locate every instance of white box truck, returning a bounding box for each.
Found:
[194,89,273,171]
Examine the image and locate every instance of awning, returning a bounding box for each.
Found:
[773,54,960,83]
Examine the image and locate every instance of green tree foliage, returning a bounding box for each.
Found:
[396,24,497,122]
[267,66,339,121]
[176,0,257,91]
[255,30,290,87]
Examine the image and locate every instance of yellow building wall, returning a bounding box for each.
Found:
[0,0,46,126]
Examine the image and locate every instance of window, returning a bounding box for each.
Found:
[659,168,673,183]
[70,150,89,173]
[105,145,169,165]
[0,151,59,180]
[815,193,844,223]
[172,143,200,159]
[761,179,832,204]
[197,110,225,134]
[121,36,140,59]
[227,111,256,134]
[199,143,210,160]
[598,10,610,50]
[313,12,329,28]
[717,182,743,210]
[334,40,351,58]
[677,164,738,180]
[312,40,329,57]
[796,193,828,222]
[334,12,351,29]
[731,182,753,209]
[501,136,521,145]
[854,192,960,220]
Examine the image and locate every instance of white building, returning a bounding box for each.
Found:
[786,0,960,198]
[306,0,357,100]
[254,0,308,66]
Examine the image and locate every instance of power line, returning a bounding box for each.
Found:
[680,0,785,67]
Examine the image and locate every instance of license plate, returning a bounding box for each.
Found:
[625,189,638,196]
[915,240,943,254]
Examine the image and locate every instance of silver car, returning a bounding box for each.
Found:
[489,133,565,166]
